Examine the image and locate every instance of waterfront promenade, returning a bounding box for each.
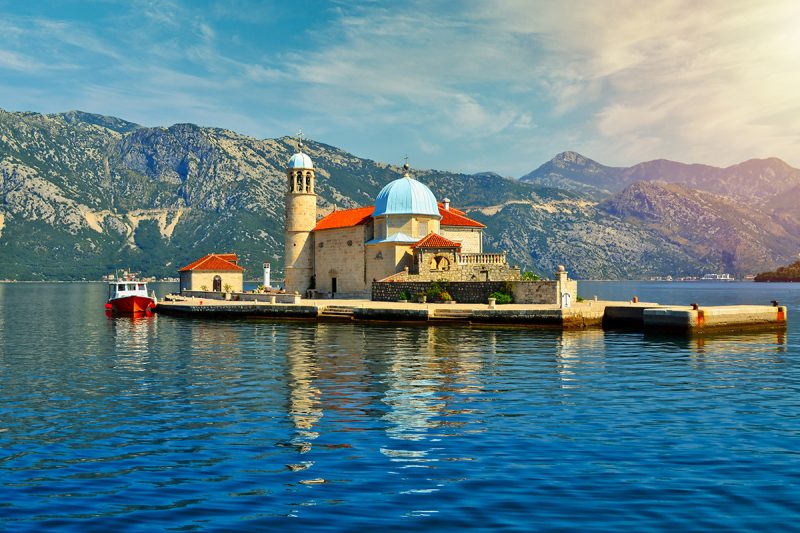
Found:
[155,295,787,333]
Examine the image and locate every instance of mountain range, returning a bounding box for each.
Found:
[1,108,798,280]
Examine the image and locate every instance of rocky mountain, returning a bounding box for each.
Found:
[522,152,800,206]
[518,151,624,198]
[1,108,797,280]
[599,181,800,276]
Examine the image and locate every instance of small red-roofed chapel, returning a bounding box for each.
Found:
[179,253,245,293]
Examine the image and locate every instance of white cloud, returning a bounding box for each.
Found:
[467,0,800,166]
[4,0,800,174]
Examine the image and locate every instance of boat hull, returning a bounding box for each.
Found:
[109,295,155,314]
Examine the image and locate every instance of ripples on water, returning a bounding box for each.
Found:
[1,282,799,531]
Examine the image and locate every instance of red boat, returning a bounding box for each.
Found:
[106,279,156,314]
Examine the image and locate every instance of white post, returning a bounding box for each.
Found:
[263,262,271,288]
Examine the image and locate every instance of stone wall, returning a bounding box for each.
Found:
[440,226,482,254]
[314,225,367,294]
[399,262,521,283]
[511,280,558,304]
[561,279,578,306]
[373,278,575,305]
[372,281,510,303]
[366,242,413,284]
[181,291,301,304]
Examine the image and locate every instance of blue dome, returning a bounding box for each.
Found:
[373,176,440,217]
[288,152,314,169]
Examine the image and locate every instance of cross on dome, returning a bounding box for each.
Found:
[288,129,314,169]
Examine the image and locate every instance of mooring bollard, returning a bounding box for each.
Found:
[690,303,699,310]
[633,296,639,303]
[488,297,496,309]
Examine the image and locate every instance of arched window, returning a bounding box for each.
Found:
[213,275,222,292]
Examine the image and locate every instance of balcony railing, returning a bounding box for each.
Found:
[457,253,507,265]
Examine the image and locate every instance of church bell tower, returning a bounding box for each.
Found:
[283,136,317,294]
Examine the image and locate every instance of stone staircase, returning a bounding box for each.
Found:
[431,308,473,322]
[318,305,356,320]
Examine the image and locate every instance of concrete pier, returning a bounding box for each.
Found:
[154,296,787,334]
[643,305,788,333]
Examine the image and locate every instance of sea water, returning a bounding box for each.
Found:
[1,281,798,531]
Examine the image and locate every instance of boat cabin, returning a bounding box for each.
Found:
[108,281,149,300]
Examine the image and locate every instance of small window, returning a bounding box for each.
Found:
[137,284,145,290]
[118,284,125,291]
[347,240,353,246]
[127,284,137,291]
[319,242,324,248]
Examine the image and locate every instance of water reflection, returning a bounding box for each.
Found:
[284,326,323,457]
[644,329,787,358]
[555,329,607,386]
[107,314,157,358]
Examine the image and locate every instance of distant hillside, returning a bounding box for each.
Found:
[599,181,800,276]
[521,152,800,206]
[1,107,797,280]
[754,260,800,282]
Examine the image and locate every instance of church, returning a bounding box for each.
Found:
[283,143,522,298]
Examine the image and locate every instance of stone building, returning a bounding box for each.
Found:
[282,145,522,298]
[179,253,244,293]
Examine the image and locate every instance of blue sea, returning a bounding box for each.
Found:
[1,281,798,531]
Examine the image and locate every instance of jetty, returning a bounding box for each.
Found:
[155,295,787,334]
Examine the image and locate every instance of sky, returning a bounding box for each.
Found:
[1,0,799,176]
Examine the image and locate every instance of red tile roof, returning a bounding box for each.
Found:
[313,206,374,231]
[312,203,483,231]
[438,204,485,228]
[412,233,461,249]
[215,253,239,263]
[179,253,245,272]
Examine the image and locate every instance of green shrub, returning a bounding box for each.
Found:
[490,291,513,304]
[398,290,412,301]
[425,280,451,302]
[576,296,585,302]
[522,271,540,281]
[440,291,453,302]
